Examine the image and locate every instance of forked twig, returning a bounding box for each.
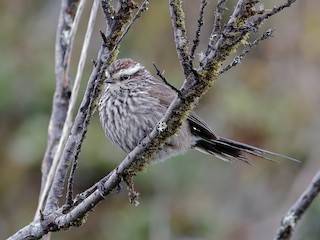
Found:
[220,28,275,74]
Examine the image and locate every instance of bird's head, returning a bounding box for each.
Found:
[105,58,145,84]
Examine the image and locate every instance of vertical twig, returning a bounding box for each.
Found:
[169,0,192,77]
[66,0,100,206]
[205,0,227,56]
[190,0,208,61]
[36,0,84,219]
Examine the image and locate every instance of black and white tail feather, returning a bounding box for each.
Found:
[188,112,299,164]
[195,137,300,164]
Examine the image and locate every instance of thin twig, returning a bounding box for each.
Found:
[220,28,275,74]
[205,0,227,57]
[152,62,181,98]
[63,0,87,77]
[255,0,297,26]
[190,0,208,60]
[35,0,86,219]
[273,171,320,240]
[66,0,100,206]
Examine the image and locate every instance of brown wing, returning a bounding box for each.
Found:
[148,81,217,140]
[148,82,176,107]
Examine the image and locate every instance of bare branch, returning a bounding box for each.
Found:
[109,0,149,56]
[35,0,84,219]
[205,0,227,57]
[62,0,87,78]
[101,0,139,52]
[274,170,320,240]
[220,28,275,74]
[255,0,297,26]
[152,62,181,97]
[190,0,208,60]
[100,0,115,23]
[66,0,100,206]
[203,0,256,67]
[169,0,192,77]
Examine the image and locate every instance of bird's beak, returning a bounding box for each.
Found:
[104,70,114,84]
[105,77,114,84]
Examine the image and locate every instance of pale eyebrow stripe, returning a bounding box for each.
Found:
[112,64,143,79]
[105,70,111,78]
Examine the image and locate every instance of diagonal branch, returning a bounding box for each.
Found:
[255,0,297,26]
[152,62,181,97]
[40,0,301,226]
[220,28,275,74]
[273,170,320,240]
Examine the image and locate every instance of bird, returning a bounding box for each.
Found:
[98,58,298,164]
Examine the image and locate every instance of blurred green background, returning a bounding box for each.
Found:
[1,0,320,239]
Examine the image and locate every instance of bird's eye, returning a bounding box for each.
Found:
[120,74,130,81]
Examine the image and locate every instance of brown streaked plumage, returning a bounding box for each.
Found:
[98,58,299,163]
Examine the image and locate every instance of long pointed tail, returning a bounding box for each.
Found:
[195,137,300,163]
